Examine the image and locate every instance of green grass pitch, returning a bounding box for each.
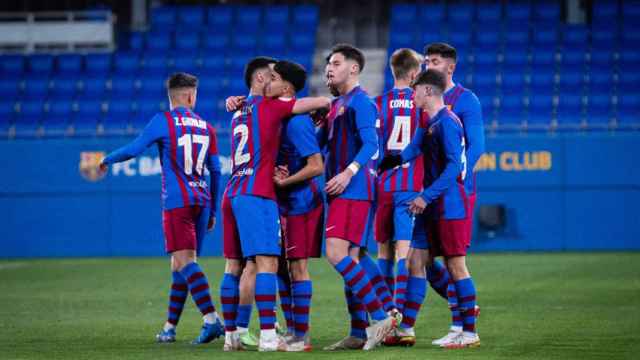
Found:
[1,253,639,359]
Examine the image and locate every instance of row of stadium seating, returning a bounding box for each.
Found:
[0,4,318,138]
[385,1,640,131]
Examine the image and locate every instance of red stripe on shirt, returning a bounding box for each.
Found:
[164,111,190,207]
[176,111,201,206]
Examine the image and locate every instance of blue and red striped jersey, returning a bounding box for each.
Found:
[103,106,221,212]
[325,86,379,201]
[277,115,325,216]
[401,107,467,219]
[444,83,485,195]
[225,95,296,200]
[375,87,424,193]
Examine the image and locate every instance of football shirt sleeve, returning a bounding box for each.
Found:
[458,91,485,172]
[352,95,379,167]
[289,116,321,158]
[102,113,164,165]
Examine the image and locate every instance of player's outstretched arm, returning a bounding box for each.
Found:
[291,96,331,115]
[459,92,485,172]
[420,118,464,204]
[400,126,426,163]
[205,125,221,230]
[100,115,163,168]
[225,95,246,112]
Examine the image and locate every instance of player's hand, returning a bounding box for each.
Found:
[378,154,402,174]
[98,161,108,175]
[325,170,353,196]
[407,196,427,215]
[310,107,329,127]
[225,96,246,112]
[207,216,216,231]
[273,166,289,188]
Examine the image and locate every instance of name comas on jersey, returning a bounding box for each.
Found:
[389,99,414,109]
[175,116,207,129]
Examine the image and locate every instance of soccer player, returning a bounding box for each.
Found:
[379,69,479,348]
[374,48,425,323]
[269,60,326,351]
[423,42,484,347]
[99,72,224,344]
[220,57,331,352]
[321,44,396,351]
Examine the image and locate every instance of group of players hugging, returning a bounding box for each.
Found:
[99,41,485,352]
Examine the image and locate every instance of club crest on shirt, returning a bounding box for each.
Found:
[446,104,452,111]
[79,151,107,182]
[338,106,345,116]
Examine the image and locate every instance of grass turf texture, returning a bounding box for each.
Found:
[1,253,639,359]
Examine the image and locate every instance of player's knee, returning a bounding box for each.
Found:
[289,260,309,281]
[325,238,346,265]
[225,259,243,275]
[256,255,278,273]
[446,257,470,280]
[378,241,392,259]
[172,250,196,271]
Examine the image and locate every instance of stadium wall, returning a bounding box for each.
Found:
[1,133,638,258]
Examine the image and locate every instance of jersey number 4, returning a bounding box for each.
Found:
[387,115,411,151]
[177,134,209,176]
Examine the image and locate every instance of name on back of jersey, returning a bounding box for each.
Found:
[175,116,207,129]
[389,99,414,109]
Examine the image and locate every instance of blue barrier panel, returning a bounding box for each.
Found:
[0,132,638,257]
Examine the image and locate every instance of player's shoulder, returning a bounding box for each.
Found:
[351,88,377,108]
[456,84,481,105]
[443,108,464,129]
[287,114,314,132]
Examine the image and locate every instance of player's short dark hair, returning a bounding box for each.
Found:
[244,56,277,89]
[424,42,457,63]
[328,43,365,73]
[274,60,307,93]
[412,69,447,94]
[390,48,422,80]
[166,72,198,90]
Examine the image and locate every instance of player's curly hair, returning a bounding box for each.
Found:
[274,60,307,92]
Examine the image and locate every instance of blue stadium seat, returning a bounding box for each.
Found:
[264,6,289,27]
[1,55,25,76]
[293,5,318,27]
[146,31,172,52]
[175,32,200,51]
[622,1,640,21]
[228,78,246,95]
[203,33,230,53]
[534,2,560,21]
[208,6,232,27]
[172,55,198,74]
[589,51,614,66]
[236,6,262,29]
[290,33,315,52]
[141,55,168,77]
[74,100,102,135]
[113,53,140,74]
[263,33,286,52]
[617,96,640,127]
[504,29,529,47]
[588,70,614,89]
[104,100,132,132]
[527,95,554,128]
[80,77,108,99]
[560,49,586,67]
[29,55,54,74]
[448,3,475,24]
[0,79,21,99]
[127,32,145,51]
[586,95,612,126]
[50,77,78,99]
[532,28,558,46]
[201,55,227,76]
[555,94,583,124]
[530,70,556,94]
[85,54,112,75]
[151,6,176,28]
[477,4,502,23]
[421,30,447,47]
[16,100,44,134]
[619,50,640,69]
[0,101,16,126]
[135,99,162,126]
[56,54,83,74]
[46,99,74,134]
[621,24,640,47]
[594,0,619,19]
[178,6,205,25]
[562,25,588,46]
[590,30,618,52]
[389,32,415,49]
[476,30,500,50]
[557,72,584,93]
[505,3,531,22]
[198,77,225,98]
[288,53,313,74]
[110,75,138,97]
[498,96,525,126]
[532,50,556,66]
[139,76,167,98]
[391,4,417,25]
[474,52,498,67]
[618,72,640,94]
[233,34,258,51]
[22,77,50,100]
[419,4,445,23]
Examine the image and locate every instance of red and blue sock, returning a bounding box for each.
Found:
[255,273,277,330]
[166,271,188,327]
[359,254,396,312]
[427,260,450,299]
[395,258,409,313]
[219,273,239,332]
[400,276,427,329]
[236,304,252,329]
[291,280,312,338]
[344,286,368,339]
[334,256,387,321]
[448,280,463,330]
[455,277,477,334]
[277,274,295,334]
[180,262,216,317]
[377,258,395,295]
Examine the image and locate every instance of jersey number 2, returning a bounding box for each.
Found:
[233,124,251,166]
[178,134,209,176]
